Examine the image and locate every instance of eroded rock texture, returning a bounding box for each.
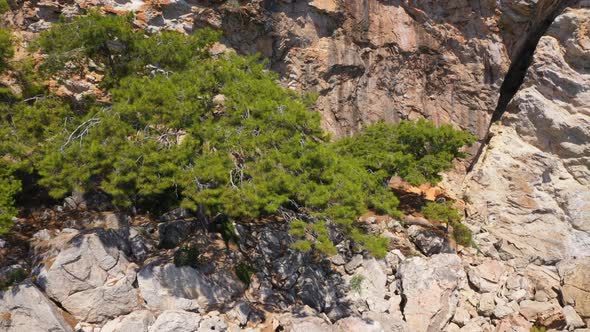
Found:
[465,4,590,263]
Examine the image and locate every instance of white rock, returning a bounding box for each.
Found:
[148,310,202,332]
[467,260,506,293]
[101,310,155,332]
[138,263,242,311]
[397,254,466,332]
[563,305,585,329]
[519,300,558,321]
[0,281,74,332]
[35,230,140,323]
[477,293,495,317]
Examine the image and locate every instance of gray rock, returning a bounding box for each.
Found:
[0,281,74,332]
[467,260,506,293]
[32,229,51,241]
[158,220,194,249]
[129,228,150,262]
[477,293,495,317]
[344,255,363,274]
[35,230,139,323]
[408,225,454,256]
[347,258,388,313]
[397,254,466,332]
[148,310,202,332]
[226,302,251,326]
[519,300,558,321]
[493,300,519,319]
[101,310,155,332]
[333,317,383,331]
[138,263,242,311]
[329,254,346,266]
[363,311,409,332]
[198,315,227,331]
[563,305,585,329]
[298,266,332,312]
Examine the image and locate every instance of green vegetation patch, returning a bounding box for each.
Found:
[0,12,475,258]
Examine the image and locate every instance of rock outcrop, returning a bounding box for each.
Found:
[137,262,243,312]
[0,281,74,332]
[465,4,590,263]
[397,254,466,332]
[35,229,141,323]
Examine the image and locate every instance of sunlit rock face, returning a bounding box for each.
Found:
[465,5,590,264]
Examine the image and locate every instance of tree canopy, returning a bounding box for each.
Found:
[0,11,475,256]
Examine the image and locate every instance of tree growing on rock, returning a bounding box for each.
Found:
[0,11,476,257]
[422,201,472,246]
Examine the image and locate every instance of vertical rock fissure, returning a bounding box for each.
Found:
[467,0,577,172]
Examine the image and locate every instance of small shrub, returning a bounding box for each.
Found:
[235,263,255,286]
[452,222,473,247]
[422,201,462,225]
[0,268,28,290]
[350,274,364,294]
[0,28,13,71]
[173,245,200,268]
[0,0,10,14]
[291,239,312,252]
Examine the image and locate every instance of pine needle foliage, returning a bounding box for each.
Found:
[0,12,475,257]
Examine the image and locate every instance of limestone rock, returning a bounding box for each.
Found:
[148,310,202,332]
[563,305,585,329]
[397,254,466,332]
[465,6,590,264]
[137,263,242,311]
[101,310,155,332]
[558,258,590,318]
[0,281,74,332]
[346,258,388,313]
[35,230,140,323]
[467,260,507,293]
[519,300,559,321]
[332,317,383,332]
[494,314,531,332]
[344,255,363,274]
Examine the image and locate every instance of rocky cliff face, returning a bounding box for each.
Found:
[1,0,590,331]
[465,4,590,263]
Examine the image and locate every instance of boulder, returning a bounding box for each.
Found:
[407,225,453,256]
[289,315,331,332]
[346,258,388,313]
[0,281,74,332]
[35,230,140,323]
[467,260,506,293]
[494,314,531,332]
[333,317,383,332]
[519,300,559,321]
[535,308,566,330]
[563,305,585,329]
[198,315,227,331]
[158,220,194,249]
[477,293,495,317]
[101,310,155,332]
[397,254,466,332]
[226,302,251,326]
[362,311,409,332]
[344,255,363,274]
[148,310,202,332]
[558,258,590,318]
[138,263,242,311]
